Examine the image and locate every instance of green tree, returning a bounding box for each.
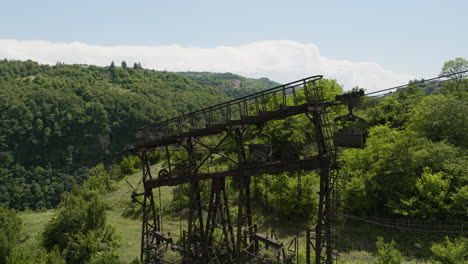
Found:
[340,125,465,218]
[252,171,319,221]
[83,163,119,194]
[397,168,451,220]
[42,191,119,263]
[375,237,403,264]
[0,207,21,263]
[439,57,468,98]
[119,155,141,174]
[121,60,127,68]
[363,83,423,128]
[133,62,142,69]
[450,185,468,218]
[431,236,467,264]
[407,94,468,148]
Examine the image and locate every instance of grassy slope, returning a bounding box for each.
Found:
[18,210,55,248]
[103,166,178,263]
[103,169,143,263]
[17,165,175,263]
[18,167,440,263]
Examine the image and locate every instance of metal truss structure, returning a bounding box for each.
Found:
[129,75,363,264]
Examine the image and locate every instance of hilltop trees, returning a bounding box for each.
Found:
[133,62,142,69]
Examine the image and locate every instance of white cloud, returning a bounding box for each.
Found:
[0,39,414,92]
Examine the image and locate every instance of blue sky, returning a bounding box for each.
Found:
[1,0,466,91]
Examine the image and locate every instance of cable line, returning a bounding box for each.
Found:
[365,69,468,97]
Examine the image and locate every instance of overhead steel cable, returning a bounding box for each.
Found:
[366,77,468,98]
[365,69,468,97]
[341,214,467,234]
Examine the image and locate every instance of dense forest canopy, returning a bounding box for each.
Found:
[0,60,277,210]
[0,60,228,167]
[178,71,279,98]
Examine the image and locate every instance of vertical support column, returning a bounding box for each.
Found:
[306,228,311,264]
[205,177,236,262]
[139,151,161,264]
[316,158,331,264]
[185,138,205,261]
[309,107,334,264]
[234,129,253,262]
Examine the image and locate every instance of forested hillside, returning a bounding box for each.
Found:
[178,72,279,98]
[0,60,230,168]
[0,60,277,210]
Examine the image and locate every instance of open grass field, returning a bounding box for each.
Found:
[18,210,55,247]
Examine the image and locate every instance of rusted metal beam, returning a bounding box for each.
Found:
[252,233,283,249]
[143,157,322,189]
[130,102,329,151]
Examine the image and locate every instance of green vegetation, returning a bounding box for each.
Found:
[0,207,21,263]
[0,59,229,169]
[0,207,67,264]
[375,237,403,264]
[179,72,279,98]
[0,156,89,210]
[340,58,468,221]
[430,236,468,264]
[42,190,120,263]
[1,58,467,263]
[0,60,282,212]
[7,246,65,264]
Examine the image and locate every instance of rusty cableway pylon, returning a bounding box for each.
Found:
[129,75,357,264]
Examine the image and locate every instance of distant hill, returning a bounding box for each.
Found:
[179,72,280,98]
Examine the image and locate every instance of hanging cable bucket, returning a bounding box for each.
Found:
[333,90,368,148]
[248,131,272,164]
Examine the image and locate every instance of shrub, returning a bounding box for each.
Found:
[120,155,141,175]
[0,207,21,263]
[431,236,467,264]
[42,191,119,263]
[376,236,403,264]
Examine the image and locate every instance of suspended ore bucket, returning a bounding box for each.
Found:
[333,113,368,149]
[248,144,272,163]
[333,126,366,148]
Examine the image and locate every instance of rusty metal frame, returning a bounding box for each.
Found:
[204,177,236,262]
[130,75,347,264]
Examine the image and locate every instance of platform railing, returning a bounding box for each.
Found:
[134,75,323,144]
